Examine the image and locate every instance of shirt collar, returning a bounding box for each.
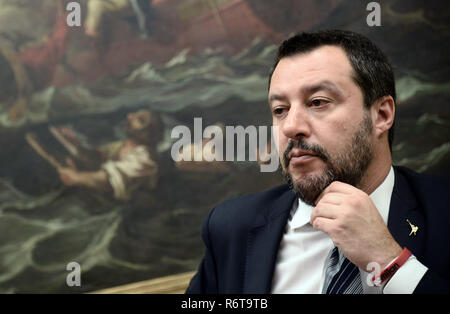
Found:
[369,166,395,225]
[288,166,395,230]
[289,198,315,230]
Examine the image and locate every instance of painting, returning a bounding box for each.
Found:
[0,0,448,293]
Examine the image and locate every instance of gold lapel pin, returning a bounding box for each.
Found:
[406,219,418,236]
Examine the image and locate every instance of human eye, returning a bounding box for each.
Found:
[308,98,330,108]
[272,106,287,117]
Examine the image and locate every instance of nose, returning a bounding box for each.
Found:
[281,105,311,141]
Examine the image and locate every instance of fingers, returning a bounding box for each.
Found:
[314,181,356,205]
[317,192,344,205]
[57,168,68,184]
[310,216,334,234]
[311,183,355,230]
[310,190,344,221]
[311,204,342,227]
[57,167,78,186]
[62,127,75,138]
[58,167,69,179]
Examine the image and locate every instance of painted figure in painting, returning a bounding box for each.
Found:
[58,109,162,200]
[27,109,163,201]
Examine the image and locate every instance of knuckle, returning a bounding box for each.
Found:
[312,218,320,229]
[334,220,346,234]
[314,203,322,213]
[342,206,352,218]
[349,197,360,208]
[322,194,332,203]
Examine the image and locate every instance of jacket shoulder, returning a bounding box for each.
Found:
[215,184,290,214]
[395,166,450,199]
[205,184,292,236]
[394,166,450,215]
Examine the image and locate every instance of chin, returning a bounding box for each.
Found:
[284,164,334,206]
[288,160,325,177]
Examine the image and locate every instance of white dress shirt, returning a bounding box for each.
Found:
[271,167,428,294]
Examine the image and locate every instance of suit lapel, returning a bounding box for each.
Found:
[387,167,426,259]
[243,188,296,293]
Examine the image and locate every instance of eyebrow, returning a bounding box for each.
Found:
[302,80,342,96]
[268,94,287,107]
[268,80,343,107]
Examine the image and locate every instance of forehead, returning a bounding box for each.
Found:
[269,45,356,96]
[135,110,151,119]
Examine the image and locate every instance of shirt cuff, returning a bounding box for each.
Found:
[382,255,428,294]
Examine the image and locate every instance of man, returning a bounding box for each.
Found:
[57,109,162,201]
[186,30,450,294]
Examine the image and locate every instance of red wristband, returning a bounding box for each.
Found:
[372,247,412,286]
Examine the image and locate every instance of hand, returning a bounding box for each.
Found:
[58,168,80,186]
[59,126,81,146]
[65,157,77,170]
[310,181,402,271]
[58,157,81,186]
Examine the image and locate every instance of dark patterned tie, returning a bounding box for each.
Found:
[322,247,363,294]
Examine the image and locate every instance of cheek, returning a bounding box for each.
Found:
[320,114,366,155]
[273,130,287,155]
[272,121,282,150]
[313,119,352,154]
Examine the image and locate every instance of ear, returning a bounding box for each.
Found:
[371,95,395,140]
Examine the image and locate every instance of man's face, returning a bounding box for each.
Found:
[125,110,152,136]
[268,45,374,205]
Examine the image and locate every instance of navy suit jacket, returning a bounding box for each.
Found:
[186,166,450,294]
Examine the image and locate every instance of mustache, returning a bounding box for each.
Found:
[282,139,329,168]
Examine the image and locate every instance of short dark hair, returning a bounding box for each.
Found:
[269,29,396,151]
[133,109,164,146]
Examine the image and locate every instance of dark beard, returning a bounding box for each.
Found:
[283,113,374,206]
[123,122,147,143]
